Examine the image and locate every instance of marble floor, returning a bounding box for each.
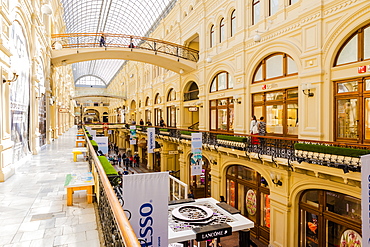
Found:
[0,126,101,247]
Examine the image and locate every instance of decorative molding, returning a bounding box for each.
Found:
[323,0,358,16]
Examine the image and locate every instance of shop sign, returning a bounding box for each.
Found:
[358,66,367,73]
[153,148,161,152]
[188,107,198,112]
[75,112,80,116]
[59,108,69,113]
[168,151,178,155]
[193,223,232,241]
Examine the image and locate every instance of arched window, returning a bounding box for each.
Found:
[167,88,176,101]
[335,24,370,66]
[226,165,270,244]
[154,93,161,104]
[184,81,199,101]
[252,0,260,25]
[289,0,298,4]
[299,190,361,246]
[210,71,234,92]
[220,18,225,43]
[253,53,298,83]
[210,25,215,48]
[231,10,236,37]
[269,0,278,16]
[145,97,150,106]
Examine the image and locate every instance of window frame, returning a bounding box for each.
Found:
[252,0,260,25]
[210,71,233,92]
[210,25,215,48]
[253,53,298,83]
[231,10,236,37]
[220,18,225,43]
[209,97,234,132]
[252,88,298,137]
[334,24,370,66]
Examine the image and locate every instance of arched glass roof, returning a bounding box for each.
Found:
[60,0,177,87]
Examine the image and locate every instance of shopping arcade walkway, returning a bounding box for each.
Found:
[0,126,100,246]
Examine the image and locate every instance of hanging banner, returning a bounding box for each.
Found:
[89,129,96,139]
[94,136,108,154]
[130,125,137,145]
[361,154,370,245]
[147,127,155,153]
[122,172,169,247]
[191,133,203,176]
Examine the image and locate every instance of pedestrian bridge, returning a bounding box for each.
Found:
[51,33,199,73]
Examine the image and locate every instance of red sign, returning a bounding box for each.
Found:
[262,85,267,90]
[358,66,366,73]
[103,123,109,130]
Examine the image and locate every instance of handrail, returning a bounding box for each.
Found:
[85,131,141,247]
[51,33,199,62]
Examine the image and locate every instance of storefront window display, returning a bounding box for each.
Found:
[334,78,370,143]
[299,190,361,247]
[189,157,211,199]
[10,21,31,163]
[226,165,270,244]
[210,98,234,132]
[252,88,298,136]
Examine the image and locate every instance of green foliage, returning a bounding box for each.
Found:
[159,128,169,132]
[180,130,196,135]
[216,135,248,142]
[294,143,370,157]
[90,140,98,151]
[98,156,118,176]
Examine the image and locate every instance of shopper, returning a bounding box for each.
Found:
[250,115,259,145]
[139,119,144,125]
[258,116,266,145]
[99,33,106,47]
[159,117,166,127]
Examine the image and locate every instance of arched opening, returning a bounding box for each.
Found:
[189,155,211,199]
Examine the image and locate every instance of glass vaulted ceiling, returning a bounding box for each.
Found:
[60,0,177,87]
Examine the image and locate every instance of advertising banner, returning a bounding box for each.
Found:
[130,125,137,145]
[122,172,169,247]
[94,136,108,154]
[361,154,370,245]
[89,129,96,139]
[191,133,203,176]
[147,127,155,153]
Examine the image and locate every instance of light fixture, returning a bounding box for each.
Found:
[252,20,273,42]
[130,74,134,78]
[179,69,184,74]
[270,172,282,186]
[206,57,212,63]
[3,69,19,84]
[54,42,63,50]
[41,4,52,16]
[232,94,242,104]
[61,60,67,66]
[302,83,314,97]
[195,100,203,108]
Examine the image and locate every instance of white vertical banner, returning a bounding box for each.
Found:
[130,125,137,145]
[122,172,169,247]
[89,129,96,139]
[361,154,370,245]
[191,133,203,176]
[147,127,155,153]
[94,136,108,154]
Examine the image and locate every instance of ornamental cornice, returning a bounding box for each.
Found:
[323,0,358,16]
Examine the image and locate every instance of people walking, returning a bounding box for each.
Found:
[99,33,106,47]
[159,117,166,127]
[250,115,259,145]
[258,116,266,145]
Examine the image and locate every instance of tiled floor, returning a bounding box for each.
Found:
[0,126,101,247]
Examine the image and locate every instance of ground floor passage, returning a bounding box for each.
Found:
[0,126,101,247]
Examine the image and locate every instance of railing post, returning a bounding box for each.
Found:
[154,42,157,55]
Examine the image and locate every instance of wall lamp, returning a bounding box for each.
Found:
[232,94,242,104]
[195,100,203,108]
[302,83,314,97]
[3,71,19,85]
[270,172,282,186]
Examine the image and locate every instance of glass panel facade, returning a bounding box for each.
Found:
[211,109,216,129]
[301,190,319,207]
[302,211,319,247]
[261,193,270,228]
[220,19,225,42]
[254,65,263,81]
[266,105,283,134]
[327,222,362,247]
[287,56,298,74]
[365,98,370,140]
[337,35,358,65]
[253,0,260,25]
[269,0,278,15]
[337,81,358,93]
[287,104,298,135]
[218,73,227,90]
[366,79,370,91]
[337,98,358,139]
[210,25,215,47]
[253,94,264,102]
[266,55,283,79]
[229,107,234,131]
[326,192,361,222]
[231,11,236,37]
[365,26,370,59]
[218,108,228,130]
[266,91,284,101]
[228,73,234,88]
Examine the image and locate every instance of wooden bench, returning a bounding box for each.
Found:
[64,172,94,206]
[72,147,88,162]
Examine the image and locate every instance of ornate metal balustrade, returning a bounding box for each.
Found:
[84,132,141,247]
[126,125,369,173]
[51,33,199,62]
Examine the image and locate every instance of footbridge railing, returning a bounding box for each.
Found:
[51,33,199,62]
